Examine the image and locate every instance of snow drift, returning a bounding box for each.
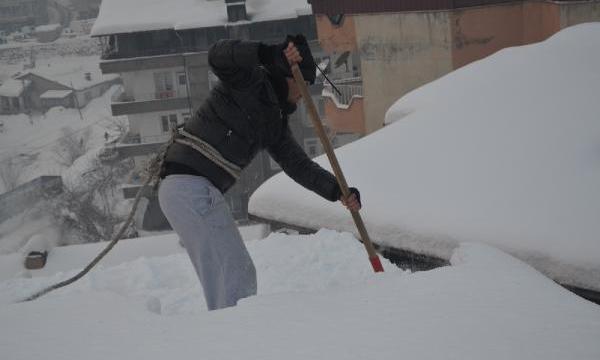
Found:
[249,23,600,291]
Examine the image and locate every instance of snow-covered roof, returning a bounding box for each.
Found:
[17,58,119,91]
[0,79,30,97]
[35,24,62,33]
[40,90,73,99]
[2,232,599,359]
[249,23,600,292]
[91,0,312,36]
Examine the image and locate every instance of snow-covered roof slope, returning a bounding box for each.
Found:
[35,24,61,33]
[17,56,119,90]
[249,23,600,291]
[1,239,599,359]
[91,0,312,36]
[39,90,73,99]
[0,79,30,97]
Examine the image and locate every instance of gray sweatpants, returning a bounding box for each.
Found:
[158,174,257,311]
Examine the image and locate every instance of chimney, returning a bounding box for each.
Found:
[225,0,248,22]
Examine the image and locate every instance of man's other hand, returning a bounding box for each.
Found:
[284,42,302,66]
[340,187,361,212]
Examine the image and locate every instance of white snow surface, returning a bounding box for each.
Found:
[35,24,61,33]
[0,78,30,97]
[249,24,600,291]
[91,0,311,36]
[0,225,268,281]
[1,230,599,359]
[39,89,73,99]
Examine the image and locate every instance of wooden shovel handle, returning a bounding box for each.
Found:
[291,64,383,272]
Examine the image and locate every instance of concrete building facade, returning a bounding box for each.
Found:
[309,0,600,134]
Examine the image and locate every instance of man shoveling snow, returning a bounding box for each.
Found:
[158,35,362,311]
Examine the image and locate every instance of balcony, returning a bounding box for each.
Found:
[110,89,190,116]
[322,77,363,109]
[321,77,365,134]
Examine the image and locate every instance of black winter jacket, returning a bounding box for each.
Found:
[162,39,341,202]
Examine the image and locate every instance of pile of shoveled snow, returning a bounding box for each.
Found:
[249,23,600,292]
[0,230,598,360]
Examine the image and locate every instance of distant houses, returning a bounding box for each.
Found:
[0,67,120,115]
[0,78,30,114]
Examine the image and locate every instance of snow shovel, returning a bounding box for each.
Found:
[291,64,384,273]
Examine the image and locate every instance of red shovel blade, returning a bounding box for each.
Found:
[370,255,384,272]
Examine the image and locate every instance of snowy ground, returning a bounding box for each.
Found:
[249,23,600,292]
[0,230,599,359]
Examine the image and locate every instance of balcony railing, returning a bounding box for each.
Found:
[113,90,187,103]
[102,45,203,61]
[323,78,363,108]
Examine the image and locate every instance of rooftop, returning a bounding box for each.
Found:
[91,0,312,36]
[17,57,119,90]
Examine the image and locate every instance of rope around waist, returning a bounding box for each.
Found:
[175,129,242,180]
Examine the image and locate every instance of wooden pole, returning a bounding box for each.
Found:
[291,64,384,272]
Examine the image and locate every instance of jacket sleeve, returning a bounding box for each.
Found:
[208,39,272,89]
[267,127,341,202]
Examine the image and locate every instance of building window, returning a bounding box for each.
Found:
[161,114,178,132]
[304,138,321,158]
[177,72,187,86]
[154,72,174,99]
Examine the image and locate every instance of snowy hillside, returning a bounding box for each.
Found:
[1,230,599,359]
[0,84,122,191]
[249,23,600,291]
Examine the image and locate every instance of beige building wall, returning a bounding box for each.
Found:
[315,14,358,53]
[314,1,600,135]
[451,4,527,69]
[354,12,453,133]
[522,1,561,43]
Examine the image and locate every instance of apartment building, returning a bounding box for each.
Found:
[92,0,350,228]
[308,0,600,134]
